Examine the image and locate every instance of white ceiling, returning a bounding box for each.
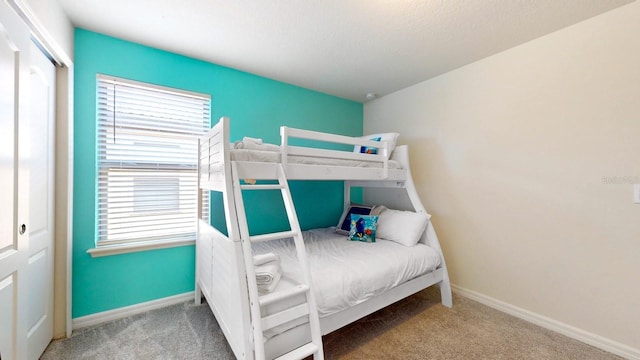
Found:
[58,0,633,102]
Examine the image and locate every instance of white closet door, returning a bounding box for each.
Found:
[0,1,31,359]
[26,41,56,360]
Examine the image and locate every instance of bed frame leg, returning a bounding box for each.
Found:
[195,283,203,305]
[439,280,453,308]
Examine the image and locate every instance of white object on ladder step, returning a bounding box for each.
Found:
[273,343,319,360]
[250,230,297,243]
[231,162,324,360]
[259,284,309,307]
[262,303,309,330]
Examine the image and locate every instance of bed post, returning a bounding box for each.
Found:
[363,145,453,308]
[401,147,453,308]
[220,118,256,359]
[195,136,203,305]
[344,181,352,208]
[280,126,289,170]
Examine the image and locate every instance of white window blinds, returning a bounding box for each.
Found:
[97,75,210,247]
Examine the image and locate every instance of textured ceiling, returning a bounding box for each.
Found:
[58,0,633,102]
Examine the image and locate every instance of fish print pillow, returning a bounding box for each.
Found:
[348,214,379,243]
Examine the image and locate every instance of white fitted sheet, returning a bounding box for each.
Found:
[253,227,441,318]
[230,149,403,169]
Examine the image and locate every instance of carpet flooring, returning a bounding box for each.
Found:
[41,287,622,359]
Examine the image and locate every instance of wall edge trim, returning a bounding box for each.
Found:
[452,285,639,360]
[72,291,194,330]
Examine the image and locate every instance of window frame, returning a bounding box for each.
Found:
[88,74,210,257]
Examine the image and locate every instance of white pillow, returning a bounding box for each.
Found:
[376,208,430,247]
[353,132,399,159]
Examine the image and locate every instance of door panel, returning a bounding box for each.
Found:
[0,275,16,359]
[27,250,49,329]
[0,14,17,252]
[0,1,32,359]
[26,41,56,360]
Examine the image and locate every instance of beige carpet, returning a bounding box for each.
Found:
[322,286,621,359]
[42,286,622,359]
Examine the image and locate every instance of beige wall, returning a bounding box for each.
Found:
[365,1,640,353]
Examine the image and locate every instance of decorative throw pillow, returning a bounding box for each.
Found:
[348,214,379,243]
[353,132,400,159]
[336,204,374,235]
[360,136,381,154]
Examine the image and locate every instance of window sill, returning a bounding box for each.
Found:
[86,238,195,258]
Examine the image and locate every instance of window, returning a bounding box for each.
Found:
[95,75,210,253]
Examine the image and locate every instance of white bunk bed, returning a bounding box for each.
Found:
[195,117,452,360]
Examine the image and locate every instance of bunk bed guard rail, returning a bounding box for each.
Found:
[280,126,390,179]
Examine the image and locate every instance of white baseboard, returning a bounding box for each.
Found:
[72,291,195,330]
[452,285,639,360]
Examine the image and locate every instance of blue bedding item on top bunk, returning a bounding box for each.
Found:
[353,132,400,159]
[359,136,381,154]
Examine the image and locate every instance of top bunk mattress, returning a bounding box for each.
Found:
[253,227,441,318]
[230,148,403,169]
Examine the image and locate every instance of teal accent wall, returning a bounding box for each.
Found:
[73,29,363,317]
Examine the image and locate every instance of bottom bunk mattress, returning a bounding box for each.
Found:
[252,227,441,319]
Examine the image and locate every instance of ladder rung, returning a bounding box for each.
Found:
[240,184,284,190]
[262,303,309,331]
[250,230,296,243]
[274,343,319,360]
[259,284,309,307]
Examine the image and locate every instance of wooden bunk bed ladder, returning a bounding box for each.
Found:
[231,162,324,360]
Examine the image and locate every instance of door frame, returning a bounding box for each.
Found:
[7,0,74,339]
